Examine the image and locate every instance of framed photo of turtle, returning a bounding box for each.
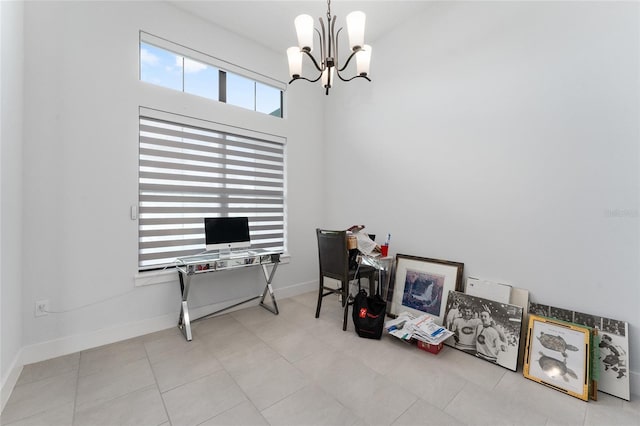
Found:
[526,301,630,400]
[389,254,464,325]
[523,315,591,401]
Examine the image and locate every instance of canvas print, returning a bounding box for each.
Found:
[523,315,591,401]
[444,291,523,371]
[527,301,630,400]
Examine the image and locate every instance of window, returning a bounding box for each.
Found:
[140,43,183,91]
[184,58,219,101]
[139,32,284,118]
[138,111,286,271]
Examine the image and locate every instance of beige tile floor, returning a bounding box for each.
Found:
[2,290,638,426]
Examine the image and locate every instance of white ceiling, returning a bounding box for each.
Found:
[168,1,432,54]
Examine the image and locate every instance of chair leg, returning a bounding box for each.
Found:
[315,276,324,318]
[343,298,349,331]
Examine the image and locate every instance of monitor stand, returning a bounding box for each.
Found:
[219,247,232,259]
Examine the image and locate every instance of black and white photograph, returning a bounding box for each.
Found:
[602,318,626,337]
[528,302,550,317]
[598,323,631,400]
[444,291,523,371]
[525,302,631,401]
[574,312,602,330]
[549,306,573,323]
[523,315,591,401]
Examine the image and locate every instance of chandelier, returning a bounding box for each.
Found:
[286,0,372,95]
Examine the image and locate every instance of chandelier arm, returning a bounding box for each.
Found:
[333,24,340,69]
[329,15,336,63]
[318,19,326,68]
[335,73,371,83]
[337,48,360,73]
[289,73,323,84]
[302,49,324,73]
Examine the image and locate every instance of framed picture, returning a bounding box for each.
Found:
[444,291,523,371]
[527,302,630,401]
[523,314,591,401]
[389,254,463,324]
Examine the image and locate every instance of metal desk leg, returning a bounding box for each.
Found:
[259,262,279,315]
[178,271,193,341]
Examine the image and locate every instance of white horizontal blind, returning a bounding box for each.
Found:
[138,115,285,270]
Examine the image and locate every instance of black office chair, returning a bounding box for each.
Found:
[315,228,377,330]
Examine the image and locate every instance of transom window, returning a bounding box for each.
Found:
[140,32,283,118]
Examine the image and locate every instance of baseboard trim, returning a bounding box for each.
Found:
[1,353,23,412]
[1,281,316,410]
[19,280,316,366]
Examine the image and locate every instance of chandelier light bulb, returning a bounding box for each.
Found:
[321,67,335,89]
[356,45,372,76]
[346,11,366,51]
[287,47,303,78]
[294,14,314,52]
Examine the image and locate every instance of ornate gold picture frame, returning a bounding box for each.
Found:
[523,314,591,401]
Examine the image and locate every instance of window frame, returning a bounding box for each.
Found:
[139,31,285,118]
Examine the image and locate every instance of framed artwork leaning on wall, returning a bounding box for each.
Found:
[523,315,592,401]
[444,290,523,371]
[528,302,630,400]
[388,254,464,325]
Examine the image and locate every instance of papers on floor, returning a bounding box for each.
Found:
[385,312,453,345]
[384,312,414,341]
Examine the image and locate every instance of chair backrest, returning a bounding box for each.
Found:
[316,228,350,281]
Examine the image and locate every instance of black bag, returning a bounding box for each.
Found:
[352,288,386,339]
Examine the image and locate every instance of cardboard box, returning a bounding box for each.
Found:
[416,340,443,354]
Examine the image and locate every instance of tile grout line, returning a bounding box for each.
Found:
[71,352,81,426]
[144,339,174,425]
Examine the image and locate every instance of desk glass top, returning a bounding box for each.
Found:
[175,249,281,274]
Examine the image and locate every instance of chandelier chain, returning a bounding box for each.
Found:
[326,0,332,22]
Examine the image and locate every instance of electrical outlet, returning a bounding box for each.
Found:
[35,300,49,317]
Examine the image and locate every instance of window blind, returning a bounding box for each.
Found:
[138,116,285,270]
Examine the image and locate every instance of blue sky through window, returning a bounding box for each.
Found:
[140,43,182,91]
[256,82,281,117]
[140,41,282,117]
[184,58,219,101]
[226,73,254,111]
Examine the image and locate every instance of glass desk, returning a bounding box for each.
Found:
[175,249,281,341]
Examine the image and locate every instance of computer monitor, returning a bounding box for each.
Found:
[204,217,251,251]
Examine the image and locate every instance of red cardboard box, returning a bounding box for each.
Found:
[416,340,443,354]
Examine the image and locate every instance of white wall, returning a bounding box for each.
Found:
[1,0,25,407]
[17,0,324,360]
[324,1,639,390]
